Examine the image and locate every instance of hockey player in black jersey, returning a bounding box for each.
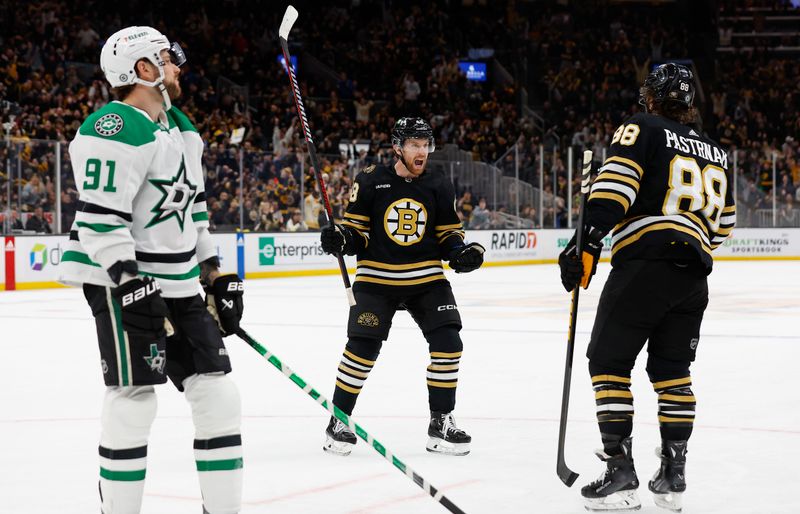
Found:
[559,64,736,511]
[319,117,485,456]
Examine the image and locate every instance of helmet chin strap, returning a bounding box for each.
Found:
[133,56,172,111]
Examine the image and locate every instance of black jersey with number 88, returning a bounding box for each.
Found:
[586,112,736,272]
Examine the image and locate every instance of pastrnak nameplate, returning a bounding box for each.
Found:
[357,312,380,327]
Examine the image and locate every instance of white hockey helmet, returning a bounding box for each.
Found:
[100,26,186,108]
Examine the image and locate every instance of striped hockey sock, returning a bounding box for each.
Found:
[194,435,243,513]
[652,376,695,440]
[333,340,380,415]
[427,350,461,412]
[99,444,148,513]
[591,373,634,453]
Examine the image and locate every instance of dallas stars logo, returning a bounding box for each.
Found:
[95,113,124,136]
[147,157,197,230]
[144,343,166,374]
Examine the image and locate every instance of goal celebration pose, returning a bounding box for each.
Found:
[59,26,245,514]
[320,117,485,457]
[559,64,736,512]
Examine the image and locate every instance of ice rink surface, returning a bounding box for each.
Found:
[1,261,799,514]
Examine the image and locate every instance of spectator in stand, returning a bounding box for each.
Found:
[353,91,374,125]
[25,206,51,233]
[403,73,421,114]
[778,194,796,227]
[21,174,46,209]
[470,197,492,229]
[7,209,24,231]
[285,209,308,232]
[304,191,322,230]
[272,118,296,159]
[457,191,474,221]
[60,188,78,232]
[3,1,800,233]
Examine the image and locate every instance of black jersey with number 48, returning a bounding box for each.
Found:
[586,112,736,272]
[341,164,465,294]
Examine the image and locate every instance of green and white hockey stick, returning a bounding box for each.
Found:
[235,328,467,514]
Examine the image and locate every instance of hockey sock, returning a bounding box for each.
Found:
[333,338,382,415]
[590,365,634,455]
[651,376,695,441]
[99,386,157,514]
[184,373,243,514]
[425,326,463,413]
[646,355,695,441]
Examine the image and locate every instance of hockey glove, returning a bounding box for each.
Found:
[205,273,244,337]
[558,226,604,292]
[110,276,169,334]
[448,242,486,273]
[320,224,358,255]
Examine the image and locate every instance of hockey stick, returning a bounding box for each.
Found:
[279,5,355,306]
[556,149,593,487]
[235,328,467,514]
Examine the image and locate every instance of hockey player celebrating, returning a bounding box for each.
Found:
[319,117,485,456]
[59,27,245,514]
[558,63,735,512]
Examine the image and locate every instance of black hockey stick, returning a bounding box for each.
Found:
[235,328,467,514]
[279,5,355,306]
[556,149,593,487]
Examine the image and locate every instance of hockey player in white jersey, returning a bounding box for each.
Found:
[59,26,244,514]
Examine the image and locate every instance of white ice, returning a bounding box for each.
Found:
[1,261,799,514]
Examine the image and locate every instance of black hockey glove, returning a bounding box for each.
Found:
[110,276,169,333]
[558,226,605,292]
[320,224,358,255]
[448,242,486,273]
[205,273,244,337]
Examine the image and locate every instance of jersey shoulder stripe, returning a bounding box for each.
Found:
[167,106,199,133]
[78,101,158,147]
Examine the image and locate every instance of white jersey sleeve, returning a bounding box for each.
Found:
[70,111,157,272]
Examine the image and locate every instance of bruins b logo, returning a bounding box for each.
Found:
[384,198,427,246]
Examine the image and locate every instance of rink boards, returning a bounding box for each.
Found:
[2,228,799,290]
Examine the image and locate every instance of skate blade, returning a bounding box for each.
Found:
[323,436,354,456]
[583,490,641,511]
[426,436,470,456]
[653,491,682,512]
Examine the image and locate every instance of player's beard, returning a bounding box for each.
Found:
[165,79,181,100]
[407,154,426,175]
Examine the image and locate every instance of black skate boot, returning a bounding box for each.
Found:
[649,440,687,512]
[323,416,357,456]
[581,436,641,511]
[426,411,471,456]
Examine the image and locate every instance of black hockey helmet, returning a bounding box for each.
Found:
[638,63,695,109]
[391,117,435,150]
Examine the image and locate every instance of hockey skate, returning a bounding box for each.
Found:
[323,416,357,456]
[649,440,687,512]
[581,437,641,511]
[426,412,471,456]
